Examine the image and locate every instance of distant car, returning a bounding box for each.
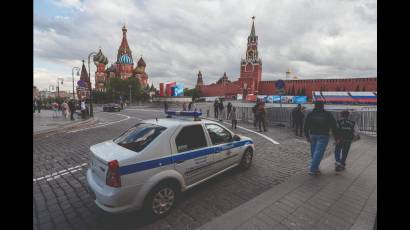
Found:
[86,111,254,218]
[103,103,121,112]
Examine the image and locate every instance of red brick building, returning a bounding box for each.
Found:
[197,18,377,99]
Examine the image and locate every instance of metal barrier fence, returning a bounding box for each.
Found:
[195,103,377,135]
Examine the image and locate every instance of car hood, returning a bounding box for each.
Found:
[90,140,137,163]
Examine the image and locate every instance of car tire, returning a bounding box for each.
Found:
[143,181,179,219]
[239,148,253,170]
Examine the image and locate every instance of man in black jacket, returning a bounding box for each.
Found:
[68,99,76,121]
[214,99,219,118]
[294,104,304,137]
[304,101,338,175]
[334,110,357,171]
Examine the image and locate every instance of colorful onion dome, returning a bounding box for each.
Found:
[93,49,109,66]
[118,54,133,64]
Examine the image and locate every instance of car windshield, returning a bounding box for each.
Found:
[114,123,166,152]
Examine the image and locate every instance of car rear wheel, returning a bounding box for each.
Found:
[143,181,179,219]
[239,148,253,170]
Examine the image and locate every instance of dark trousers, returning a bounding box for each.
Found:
[70,109,75,120]
[232,119,237,129]
[37,106,41,113]
[258,115,266,131]
[33,106,36,113]
[214,108,218,118]
[253,114,259,127]
[334,140,352,166]
[295,120,303,136]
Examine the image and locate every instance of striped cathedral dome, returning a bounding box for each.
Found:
[93,49,109,66]
[118,54,133,64]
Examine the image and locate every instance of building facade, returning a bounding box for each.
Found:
[93,25,149,92]
[197,18,377,99]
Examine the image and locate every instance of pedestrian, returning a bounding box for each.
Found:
[334,110,358,171]
[258,101,267,132]
[68,99,76,121]
[252,100,260,128]
[218,99,224,121]
[291,106,298,128]
[80,100,86,119]
[37,100,42,113]
[52,102,59,118]
[227,102,232,120]
[62,101,70,119]
[33,99,37,113]
[164,101,169,112]
[229,107,238,129]
[182,102,187,111]
[214,99,219,118]
[188,102,193,111]
[294,104,305,137]
[304,101,338,175]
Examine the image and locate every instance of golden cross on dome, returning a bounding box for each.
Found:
[252,16,255,20]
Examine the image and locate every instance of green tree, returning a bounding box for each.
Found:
[106,77,142,102]
[184,87,201,101]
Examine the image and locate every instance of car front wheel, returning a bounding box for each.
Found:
[239,148,253,170]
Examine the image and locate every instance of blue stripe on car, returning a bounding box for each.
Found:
[118,140,253,175]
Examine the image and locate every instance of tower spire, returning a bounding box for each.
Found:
[250,16,256,37]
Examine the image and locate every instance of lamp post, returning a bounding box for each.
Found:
[57,77,64,100]
[129,85,132,105]
[72,67,80,100]
[88,51,97,117]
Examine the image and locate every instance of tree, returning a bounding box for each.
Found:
[106,77,142,102]
[184,87,202,101]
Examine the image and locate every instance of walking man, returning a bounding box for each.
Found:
[68,99,76,121]
[258,101,267,132]
[229,107,238,129]
[214,99,219,118]
[37,100,42,113]
[304,101,338,175]
[218,99,224,121]
[252,100,260,128]
[227,102,232,120]
[33,99,37,113]
[334,110,358,171]
[164,101,169,112]
[294,104,304,137]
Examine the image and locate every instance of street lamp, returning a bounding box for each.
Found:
[129,84,132,105]
[88,51,98,117]
[57,77,64,99]
[72,67,80,100]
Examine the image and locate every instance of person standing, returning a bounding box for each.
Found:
[61,101,69,119]
[52,102,59,118]
[80,100,86,119]
[218,99,224,121]
[252,100,260,128]
[214,99,219,118]
[258,101,267,132]
[182,102,187,111]
[294,104,305,137]
[188,102,192,111]
[304,101,338,175]
[37,100,42,113]
[229,107,238,129]
[33,99,37,113]
[291,106,298,128]
[334,110,358,171]
[227,102,232,120]
[68,99,76,121]
[164,101,169,112]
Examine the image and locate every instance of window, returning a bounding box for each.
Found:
[114,123,166,152]
[205,124,233,145]
[175,125,207,152]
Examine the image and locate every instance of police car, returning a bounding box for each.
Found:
[86,111,254,218]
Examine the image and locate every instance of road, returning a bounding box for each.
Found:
[33,106,338,230]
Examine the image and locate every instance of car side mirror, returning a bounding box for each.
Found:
[233,134,241,141]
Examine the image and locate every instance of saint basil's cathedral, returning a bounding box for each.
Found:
[77,25,149,100]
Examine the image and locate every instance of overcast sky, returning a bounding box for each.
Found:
[34,0,376,91]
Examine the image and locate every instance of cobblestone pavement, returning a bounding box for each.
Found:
[33,107,344,230]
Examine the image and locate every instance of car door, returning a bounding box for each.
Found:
[205,124,240,172]
[172,124,214,186]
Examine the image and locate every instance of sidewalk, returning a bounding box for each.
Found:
[33,110,93,135]
[199,135,377,230]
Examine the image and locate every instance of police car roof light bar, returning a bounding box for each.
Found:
[165,111,202,120]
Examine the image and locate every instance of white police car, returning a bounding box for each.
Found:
[86,111,254,218]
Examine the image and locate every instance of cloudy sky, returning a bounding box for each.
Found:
[34,0,376,92]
